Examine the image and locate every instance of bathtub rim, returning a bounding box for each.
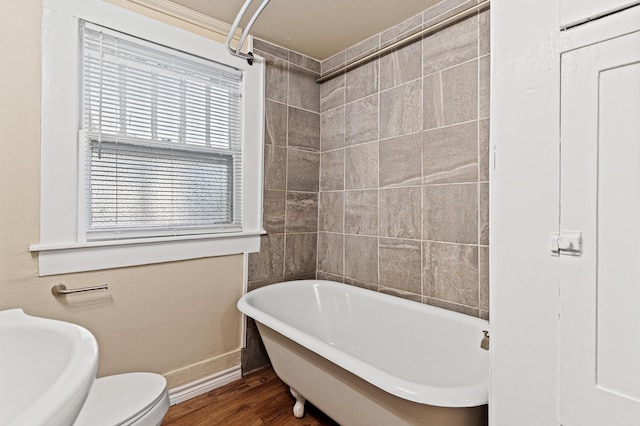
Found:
[237,279,489,408]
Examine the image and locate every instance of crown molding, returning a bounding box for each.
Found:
[128,0,243,41]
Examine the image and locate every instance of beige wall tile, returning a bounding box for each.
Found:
[479,10,491,56]
[379,238,422,294]
[422,0,471,26]
[254,39,288,60]
[346,59,379,103]
[288,107,320,152]
[284,271,317,281]
[479,182,489,245]
[263,54,288,103]
[379,133,422,187]
[287,149,319,192]
[479,55,490,119]
[319,191,344,233]
[423,121,478,184]
[424,183,478,244]
[247,277,285,292]
[265,100,287,146]
[285,233,317,275]
[379,41,422,91]
[479,118,490,182]
[380,79,423,139]
[264,145,287,190]
[425,297,480,317]
[381,14,422,46]
[379,187,422,239]
[288,65,320,113]
[344,277,378,291]
[346,34,380,62]
[248,234,284,281]
[288,50,321,74]
[317,232,344,276]
[320,149,345,191]
[317,271,344,282]
[344,235,378,284]
[321,50,346,74]
[423,73,444,130]
[320,106,345,152]
[241,326,269,374]
[286,192,318,233]
[252,0,490,325]
[249,41,323,372]
[263,190,285,234]
[423,15,478,75]
[345,142,378,190]
[423,241,479,308]
[345,94,378,145]
[320,74,345,112]
[441,59,478,125]
[380,286,422,302]
[345,189,378,235]
[479,246,489,311]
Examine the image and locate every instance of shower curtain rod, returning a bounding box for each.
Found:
[316,0,490,84]
[226,0,271,64]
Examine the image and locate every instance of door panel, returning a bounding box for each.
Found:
[559,30,640,425]
[596,61,640,402]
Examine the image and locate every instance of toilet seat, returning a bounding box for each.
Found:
[74,372,169,426]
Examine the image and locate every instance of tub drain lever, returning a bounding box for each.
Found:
[480,330,490,351]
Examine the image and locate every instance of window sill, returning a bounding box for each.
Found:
[30,230,265,276]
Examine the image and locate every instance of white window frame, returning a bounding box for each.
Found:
[31,0,265,276]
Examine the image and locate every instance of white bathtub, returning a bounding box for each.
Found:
[237,279,489,425]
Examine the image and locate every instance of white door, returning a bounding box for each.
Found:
[559,30,640,425]
[560,0,640,28]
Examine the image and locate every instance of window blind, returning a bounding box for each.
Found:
[81,22,243,240]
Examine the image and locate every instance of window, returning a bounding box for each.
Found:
[82,23,243,240]
[33,0,265,275]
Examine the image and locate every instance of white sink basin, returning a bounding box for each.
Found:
[0,309,98,426]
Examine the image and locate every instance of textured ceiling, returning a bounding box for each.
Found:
[169,0,442,60]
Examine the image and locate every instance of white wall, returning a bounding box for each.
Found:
[490,0,560,424]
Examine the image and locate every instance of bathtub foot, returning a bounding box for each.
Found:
[290,387,306,418]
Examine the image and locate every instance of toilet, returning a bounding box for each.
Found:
[73,372,170,426]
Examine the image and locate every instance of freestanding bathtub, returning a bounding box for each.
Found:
[237,280,489,425]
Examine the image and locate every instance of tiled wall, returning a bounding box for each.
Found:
[243,40,321,372]
[317,0,490,318]
[243,0,490,373]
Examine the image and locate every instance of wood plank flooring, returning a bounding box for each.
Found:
[162,367,339,426]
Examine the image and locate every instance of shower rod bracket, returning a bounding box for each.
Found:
[226,0,271,65]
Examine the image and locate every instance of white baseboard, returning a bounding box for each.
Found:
[168,365,242,405]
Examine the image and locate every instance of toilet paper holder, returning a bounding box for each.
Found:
[52,283,108,296]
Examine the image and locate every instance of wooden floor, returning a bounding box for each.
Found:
[162,367,339,426]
